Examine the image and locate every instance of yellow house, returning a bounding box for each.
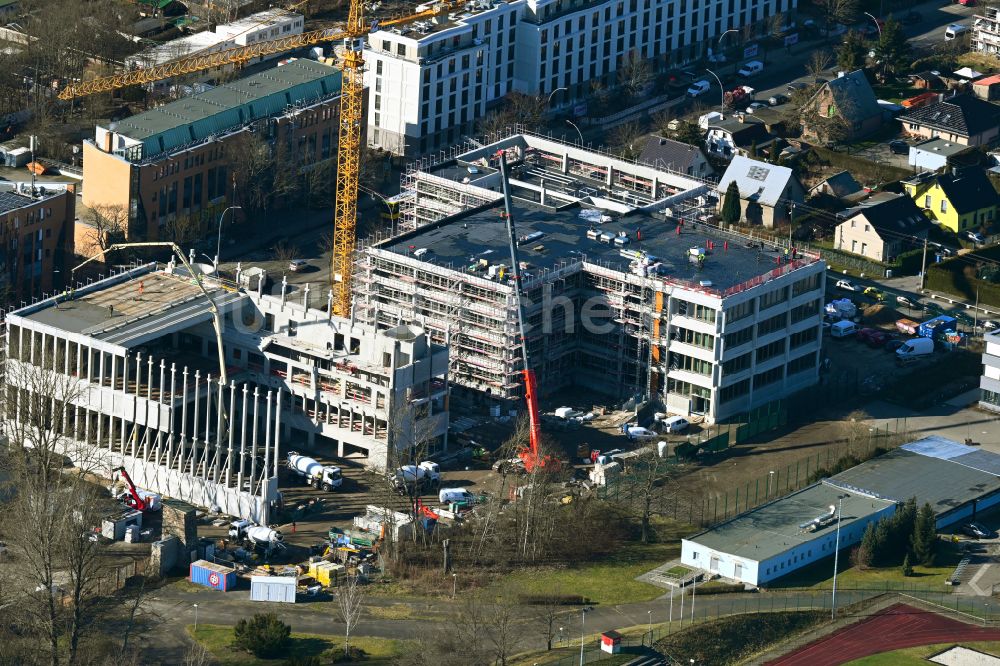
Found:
[902,169,999,234]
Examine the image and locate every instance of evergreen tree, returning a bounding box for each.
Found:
[855,523,877,569]
[873,17,911,78]
[902,553,913,577]
[912,503,937,566]
[872,519,892,567]
[720,180,742,225]
[836,30,869,72]
[750,140,758,158]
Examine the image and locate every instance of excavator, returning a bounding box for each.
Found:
[112,466,161,512]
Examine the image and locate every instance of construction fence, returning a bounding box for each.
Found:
[599,416,911,529]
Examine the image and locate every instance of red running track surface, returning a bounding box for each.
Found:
[767,604,1000,666]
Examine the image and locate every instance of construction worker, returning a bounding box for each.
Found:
[137,281,144,300]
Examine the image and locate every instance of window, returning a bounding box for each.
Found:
[397,43,406,56]
[792,274,820,297]
[722,353,751,374]
[941,200,948,213]
[924,195,931,209]
[789,326,818,349]
[759,287,788,310]
[726,299,754,323]
[756,339,786,363]
[724,325,753,349]
[757,312,787,337]
[674,327,715,350]
[788,352,817,375]
[719,379,750,403]
[753,365,784,389]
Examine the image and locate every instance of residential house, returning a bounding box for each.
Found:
[908,138,976,173]
[911,72,944,91]
[716,155,805,228]
[900,94,1000,147]
[638,135,712,179]
[973,73,1000,101]
[834,192,931,262]
[705,115,775,161]
[801,70,884,143]
[808,171,864,202]
[902,168,1000,234]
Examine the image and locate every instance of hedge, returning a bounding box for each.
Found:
[925,244,1000,307]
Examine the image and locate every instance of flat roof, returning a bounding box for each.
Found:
[383,200,810,293]
[0,190,35,214]
[830,440,1000,514]
[913,138,973,156]
[21,271,239,346]
[111,59,340,153]
[687,482,895,562]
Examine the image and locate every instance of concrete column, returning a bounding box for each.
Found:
[263,390,273,482]
[606,167,614,188]
[237,383,249,494]
[561,152,569,173]
[179,366,189,473]
[147,355,154,400]
[98,349,106,387]
[75,341,81,378]
[203,373,214,480]
[273,389,282,476]
[250,387,260,495]
[214,377,224,483]
[110,354,118,392]
[225,380,236,488]
[191,370,201,476]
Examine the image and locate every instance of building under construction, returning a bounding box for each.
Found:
[356,133,826,423]
[3,261,448,522]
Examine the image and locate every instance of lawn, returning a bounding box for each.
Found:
[765,540,963,591]
[665,565,690,578]
[844,641,1000,665]
[188,625,411,665]
[505,539,677,605]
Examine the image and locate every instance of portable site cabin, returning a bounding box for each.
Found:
[250,575,296,603]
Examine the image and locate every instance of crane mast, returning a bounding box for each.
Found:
[497,153,543,471]
[331,0,366,317]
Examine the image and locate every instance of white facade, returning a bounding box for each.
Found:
[2,263,448,523]
[980,332,1000,413]
[974,8,1000,56]
[366,0,797,156]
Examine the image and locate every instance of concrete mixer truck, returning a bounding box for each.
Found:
[286,451,343,492]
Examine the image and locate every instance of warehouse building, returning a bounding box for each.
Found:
[681,437,1000,586]
[3,262,448,522]
[82,59,343,244]
[356,133,825,423]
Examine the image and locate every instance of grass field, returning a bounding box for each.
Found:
[766,540,963,591]
[504,521,688,605]
[188,625,410,665]
[844,641,1000,665]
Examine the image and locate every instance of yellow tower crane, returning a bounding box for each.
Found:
[59,1,457,317]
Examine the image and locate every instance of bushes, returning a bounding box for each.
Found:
[232,613,291,658]
[855,498,938,571]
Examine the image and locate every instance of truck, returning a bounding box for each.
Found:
[389,461,441,495]
[286,452,343,492]
[724,85,755,108]
[895,318,919,336]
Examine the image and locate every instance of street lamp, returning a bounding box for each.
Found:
[863,12,883,40]
[767,470,775,499]
[716,28,740,63]
[452,573,457,599]
[359,185,396,235]
[831,496,845,619]
[565,119,584,145]
[193,603,199,630]
[559,626,564,646]
[547,86,567,106]
[579,608,589,666]
[647,609,652,644]
[668,589,674,634]
[214,205,242,268]
[705,68,724,119]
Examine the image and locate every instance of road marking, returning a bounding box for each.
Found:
[968,562,992,596]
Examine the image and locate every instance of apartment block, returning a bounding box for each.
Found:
[981,330,1000,413]
[974,7,1000,56]
[3,262,448,522]
[366,0,797,157]
[0,182,75,302]
[82,59,342,243]
[356,134,824,423]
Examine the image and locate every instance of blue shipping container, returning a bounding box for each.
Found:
[190,560,237,591]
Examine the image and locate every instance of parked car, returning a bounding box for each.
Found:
[855,327,878,342]
[787,81,808,92]
[864,330,892,347]
[288,259,308,272]
[746,102,768,113]
[888,140,909,155]
[835,279,858,291]
[896,295,921,309]
[814,76,829,85]
[768,93,789,106]
[963,522,996,539]
[983,320,1000,332]
[965,230,986,244]
[687,80,711,97]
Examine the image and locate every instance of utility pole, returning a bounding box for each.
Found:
[831,496,844,619]
[919,237,929,291]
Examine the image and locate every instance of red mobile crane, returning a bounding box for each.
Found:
[112,466,159,512]
[497,153,545,471]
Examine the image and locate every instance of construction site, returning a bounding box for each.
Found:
[357,132,827,424]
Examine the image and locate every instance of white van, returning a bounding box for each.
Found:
[896,337,934,360]
[830,320,857,338]
[945,24,969,41]
[662,416,690,433]
[737,60,764,77]
[439,488,475,505]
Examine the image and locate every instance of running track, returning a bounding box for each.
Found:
[767,604,1000,665]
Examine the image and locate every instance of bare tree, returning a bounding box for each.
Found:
[608,121,645,160]
[535,586,566,651]
[617,50,653,97]
[336,575,367,657]
[86,204,129,252]
[805,50,833,78]
[485,593,522,666]
[182,643,213,666]
[271,241,300,263]
[161,213,202,245]
[816,0,859,33]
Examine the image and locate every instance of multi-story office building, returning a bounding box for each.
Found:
[3,262,448,521]
[82,59,343,242]
[356,134,824,423]
[981,330,1000,413]
[974,7,1000,56]
[0,182,75,302]
[366,0,796,157]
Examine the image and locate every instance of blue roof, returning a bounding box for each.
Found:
[114,59,341,157]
